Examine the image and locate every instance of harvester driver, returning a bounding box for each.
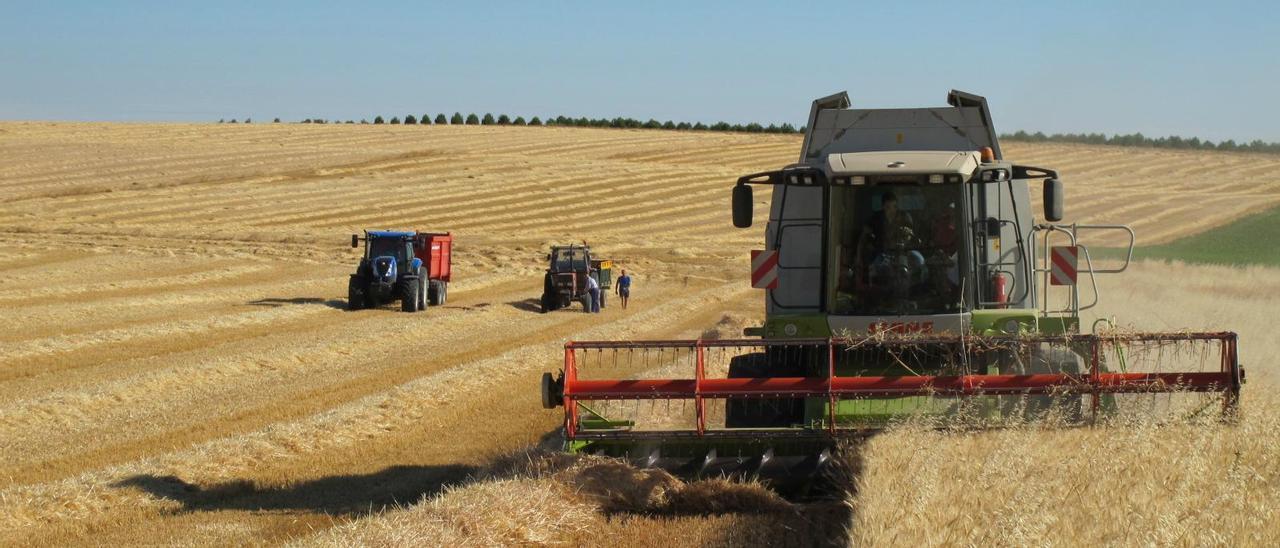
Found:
[857,191,925,305]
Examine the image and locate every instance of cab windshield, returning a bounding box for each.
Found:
[828,183,967,315]
[552,248,589,271]
[369,237,409,261]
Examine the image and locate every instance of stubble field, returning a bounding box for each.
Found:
[1,122,1277,546]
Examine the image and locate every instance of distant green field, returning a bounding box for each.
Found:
[1093,205,1280,267]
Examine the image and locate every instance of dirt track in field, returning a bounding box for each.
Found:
[1,122,1278,545]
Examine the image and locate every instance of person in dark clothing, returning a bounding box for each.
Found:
[616,269,632,309]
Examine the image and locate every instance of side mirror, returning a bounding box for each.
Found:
[1043,178,1064,222]
[732,184,753,228]
[351,234,359,248]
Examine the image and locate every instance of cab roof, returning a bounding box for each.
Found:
[367,230,416,239]
[827,150,980,176]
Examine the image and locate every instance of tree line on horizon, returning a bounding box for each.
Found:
[1000,129,1280,154]
[214,115,1280,154]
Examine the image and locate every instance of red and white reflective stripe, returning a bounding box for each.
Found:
[750,250,779,289]
[1050,245,1078,286]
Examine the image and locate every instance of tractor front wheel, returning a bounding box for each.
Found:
[347,278,366,311]
[401,277,421,312]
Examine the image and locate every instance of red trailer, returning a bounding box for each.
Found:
[414,232,453,305]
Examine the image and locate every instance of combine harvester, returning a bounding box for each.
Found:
[540,90,1244,487]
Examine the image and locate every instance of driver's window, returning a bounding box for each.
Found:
[829,184,964,315]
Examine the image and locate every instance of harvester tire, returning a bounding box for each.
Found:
[347,278,366,311]
[401,277,420,312]
[725,353,804,428]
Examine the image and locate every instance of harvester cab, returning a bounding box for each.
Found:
[540,244,612,313]
[540,90,1242,490]
[348,230,454,312]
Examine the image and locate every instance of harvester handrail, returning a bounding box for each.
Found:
[1033,223,1135,316]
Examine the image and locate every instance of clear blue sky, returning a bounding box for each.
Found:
[3,1,1278,142]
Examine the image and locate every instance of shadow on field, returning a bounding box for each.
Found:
[247,297,347,310]
[116,464,478,516]
[507,298,543,313]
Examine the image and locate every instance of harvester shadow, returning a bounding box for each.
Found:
[116,464,478,517]
[247,297,347,310]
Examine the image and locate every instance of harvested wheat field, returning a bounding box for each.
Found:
[1,122,1277,546]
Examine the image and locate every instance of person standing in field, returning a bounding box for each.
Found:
[616,269,632,309]
[585,270,601,313]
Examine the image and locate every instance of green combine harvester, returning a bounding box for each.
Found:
[540,90,1243,489]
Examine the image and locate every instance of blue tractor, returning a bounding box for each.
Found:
[348,230,426,312]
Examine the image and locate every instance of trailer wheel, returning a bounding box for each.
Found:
[440,281,447,305]
[347,278,366,311]
[428,280,443,306]
[401,277,420,312]
[725,353,804,428]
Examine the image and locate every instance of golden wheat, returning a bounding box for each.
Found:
[0,123,1274,545]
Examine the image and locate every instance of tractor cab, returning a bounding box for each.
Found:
[357,231,417,284]
[363,231,415,263]
[348,230,426,312]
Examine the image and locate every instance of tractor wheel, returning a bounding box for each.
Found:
[401,278,420,312]
[347,278,366,311]
[428,280,443,306]
[599,291,607,309]
[539,292,551,313]
[417,277,427,311]
[725,353,804,428]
